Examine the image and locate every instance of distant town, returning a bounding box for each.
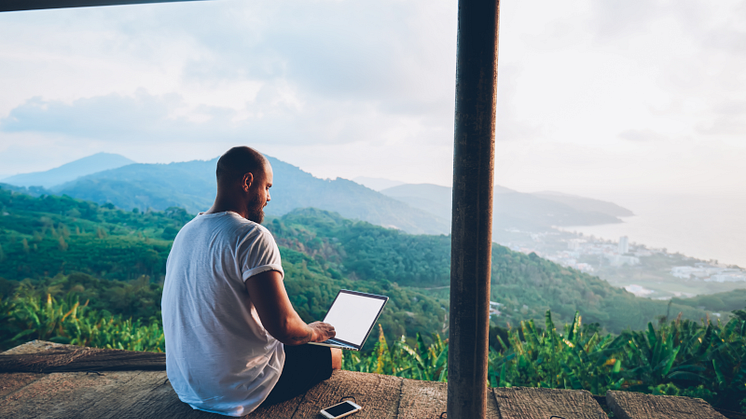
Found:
[500,229,746,300]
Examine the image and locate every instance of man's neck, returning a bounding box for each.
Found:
[206,196,247,219]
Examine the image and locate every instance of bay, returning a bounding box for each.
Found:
[564,192,746,268]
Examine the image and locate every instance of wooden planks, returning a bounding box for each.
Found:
[0,371,167,418]
[0,341,731,419]
[607,390,727,419]
[290,370,402,419]
[0,346,166,373]
[0,372,44,398]
[492,387,608,419]
[1,340,72,355]
[397,379,448,419]
[398,379,501,419]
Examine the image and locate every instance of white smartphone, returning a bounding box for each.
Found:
[319,400,362,418]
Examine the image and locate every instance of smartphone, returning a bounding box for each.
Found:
[319,400,362,418]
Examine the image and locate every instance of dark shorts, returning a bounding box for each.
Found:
[262,344,333,406]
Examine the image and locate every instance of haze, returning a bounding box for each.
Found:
[0,0,745,198]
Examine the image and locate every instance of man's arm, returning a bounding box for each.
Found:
[245,270,336,345]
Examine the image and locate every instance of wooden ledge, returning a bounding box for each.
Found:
[1,341,739,419]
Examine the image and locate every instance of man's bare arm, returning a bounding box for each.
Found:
[245,270,336,345]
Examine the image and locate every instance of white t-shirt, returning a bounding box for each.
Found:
[162,211,286,417]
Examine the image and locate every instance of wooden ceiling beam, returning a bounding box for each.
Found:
[0,0,204,13]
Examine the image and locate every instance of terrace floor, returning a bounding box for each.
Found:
[0,340,742,419]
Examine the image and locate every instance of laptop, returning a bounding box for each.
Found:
[309,290,388,351]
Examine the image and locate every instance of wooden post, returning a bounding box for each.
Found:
[448,0,500,417]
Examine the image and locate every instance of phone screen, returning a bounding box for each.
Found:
[324,401,358,417]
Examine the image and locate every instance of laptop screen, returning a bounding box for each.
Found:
[322,290,388,347]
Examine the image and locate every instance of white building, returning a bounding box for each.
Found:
[618,236,629,254]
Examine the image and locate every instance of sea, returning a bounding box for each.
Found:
[564,193,746,268]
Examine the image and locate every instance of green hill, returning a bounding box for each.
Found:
[671,289,746,313]
[265,208,709,333]
[0,186,712,340]
[0,186,447,347]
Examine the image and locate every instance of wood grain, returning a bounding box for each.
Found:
[493,387,608,419]
[397,379,501,419]
[397,379,448,419]
[607,390,727,419]
[0,346,165,373]
[291,370,402,419]
[0,373,44,398]
[0,371,168,419]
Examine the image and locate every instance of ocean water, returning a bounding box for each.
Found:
[565,193,746,268]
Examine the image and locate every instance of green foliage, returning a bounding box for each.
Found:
[343,325,448,382]
[269,208,708,333]
[3,280,746,413]
[1,273,162,320]
[0,187,190,281]
[489,311,626,394]
[487,310,746,412]
[346,310,746,412]
[1,291,163,352]
[1,187,713,338]
[672,289,746,313]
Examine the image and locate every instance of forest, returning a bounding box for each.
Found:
[2,185,746,412]
[0,186,721,343]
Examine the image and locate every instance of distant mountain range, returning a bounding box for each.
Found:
[1,152,135,188]
[45,155,448,235]
[380,183,633,234]
[3,153,633,236]
[352,176,405,191]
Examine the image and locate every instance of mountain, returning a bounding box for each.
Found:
[532,191,634,217]
[53,156,450,235]
[380,183,630,233]
[29,154,629,237]
[352,176,405,191]
[2,153,135,189]
[53,159,217,214]
[380,183,452,220]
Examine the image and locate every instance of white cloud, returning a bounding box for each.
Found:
[0,0,745,196]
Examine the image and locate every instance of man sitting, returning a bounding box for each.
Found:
[162,146,342,416]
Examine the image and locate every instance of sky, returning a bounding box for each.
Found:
[1,0,745,198]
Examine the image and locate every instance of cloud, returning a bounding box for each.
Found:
[1,92,181,139]
[0,85,449,150]
[618,129,665,142]
[0,0,459,148]
[2,0,746,197]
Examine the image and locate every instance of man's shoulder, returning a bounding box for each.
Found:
[221,215,275,245]
[178,212,275,245]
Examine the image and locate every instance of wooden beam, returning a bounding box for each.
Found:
[0,0,205,13]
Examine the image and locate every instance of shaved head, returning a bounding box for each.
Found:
[216,146,268,185]
[211,146,273,223]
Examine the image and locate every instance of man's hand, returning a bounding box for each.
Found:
[308,321,336,342]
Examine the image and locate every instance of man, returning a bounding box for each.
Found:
[162,146,342,417]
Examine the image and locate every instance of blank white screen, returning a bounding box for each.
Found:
[323,293,386,346]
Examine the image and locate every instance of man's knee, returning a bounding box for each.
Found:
[331,348,342,370]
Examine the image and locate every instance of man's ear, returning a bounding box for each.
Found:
[242,172,254,192]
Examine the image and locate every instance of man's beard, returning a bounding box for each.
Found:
[246,196,265,224]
